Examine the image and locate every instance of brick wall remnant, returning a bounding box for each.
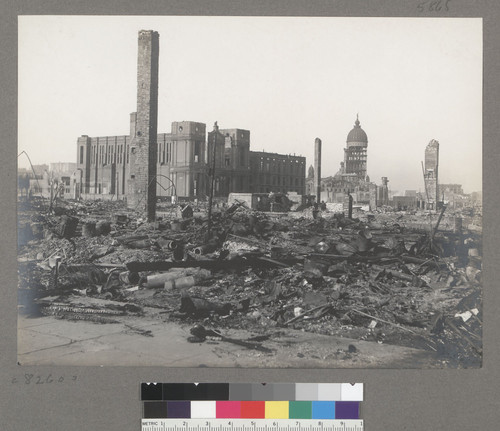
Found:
[424,139,439,209]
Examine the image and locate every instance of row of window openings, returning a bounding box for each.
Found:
[83,143,301,169]
[258,159,305,165]
[259,157,303,164]
[258,162,305,174]
[158,141,203,164]
[87,144,129,165]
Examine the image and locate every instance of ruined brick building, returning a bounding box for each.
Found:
[76,30,305,203]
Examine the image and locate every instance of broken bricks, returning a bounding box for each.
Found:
[17,196,482,367]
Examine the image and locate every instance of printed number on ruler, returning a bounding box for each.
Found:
[141,419,363,431]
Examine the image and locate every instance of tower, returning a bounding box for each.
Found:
[380,176,389,206]
[344,115,368,179]
[424,139,439,209]
[314,138,322,203]
[127,30,160,221]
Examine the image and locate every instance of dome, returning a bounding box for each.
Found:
[346,115,368,144]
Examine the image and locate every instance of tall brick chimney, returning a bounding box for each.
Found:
[127,30,159,221]
[314,138,322,203]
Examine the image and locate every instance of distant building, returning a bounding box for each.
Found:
[249,151,306,194]
[439,183,463,198]
[344,114,368,179]
[306,116,378,209]
[17,163,78,199]
[438,183,467,208]
[206,124,250,197]
[76,118,305,200]
[392,195,418,210]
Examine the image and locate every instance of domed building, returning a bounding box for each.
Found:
[307,115,379,209]
[344,114,368,180]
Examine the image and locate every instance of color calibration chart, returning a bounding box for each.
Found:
[141,383,363,431]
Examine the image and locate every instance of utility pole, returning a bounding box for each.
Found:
[207,122,218,239]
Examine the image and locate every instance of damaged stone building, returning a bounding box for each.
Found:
[423,139,440,209]
[307,115,378,208]
[75,30,305,202]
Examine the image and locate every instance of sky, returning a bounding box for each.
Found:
[18,16,482,194]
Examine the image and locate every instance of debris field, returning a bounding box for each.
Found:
[17,197,482,368]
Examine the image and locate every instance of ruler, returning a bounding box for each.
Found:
[141,419,364,431]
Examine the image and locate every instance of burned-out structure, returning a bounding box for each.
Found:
[248,152,306,195]
[378,177,390,206]
[77,121,306,201]
[423,139,440,209]
[344,114,368,179]
[76,30,305,204]
[307,116,378,208]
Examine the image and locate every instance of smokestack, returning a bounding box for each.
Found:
[127,30,160,222]
[314,138,322,203]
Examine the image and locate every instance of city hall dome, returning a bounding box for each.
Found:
[346,115,368,144]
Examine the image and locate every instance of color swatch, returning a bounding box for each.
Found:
[141,383,363,401]
[143,400,359,419]
[141,383,362,420]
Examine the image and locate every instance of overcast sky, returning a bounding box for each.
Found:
[18,16,482,193]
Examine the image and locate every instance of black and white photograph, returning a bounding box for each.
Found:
[17,15,482,368]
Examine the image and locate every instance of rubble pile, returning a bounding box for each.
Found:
[17,197,482,367]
